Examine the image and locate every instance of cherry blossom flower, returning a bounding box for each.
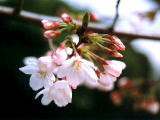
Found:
[19,56,56,91]
[35,80,72,107]
[98,73,116,87]
[57,56,98,89]
[104,60,126,78]
[97,60,126,89]
[81,69,114,91]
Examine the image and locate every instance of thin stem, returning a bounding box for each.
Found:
[48,39,54,50]
[71,40,78,55]
[88,51,105,62]
[108,0,121,33]
[13,0,24,15]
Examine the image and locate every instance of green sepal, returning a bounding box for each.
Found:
[82,12,90,30]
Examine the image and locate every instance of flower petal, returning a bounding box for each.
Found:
[23,57,38,66]
[57,64,70,78]
[29,73,43,91]
[43,73,55,88]
[19,65,38,75]
[99,73,116,86]
[41,95,52,105]
[81,63,98,82]
[104,60,126,77]
[35,89,45,99]
[49,80,72,107]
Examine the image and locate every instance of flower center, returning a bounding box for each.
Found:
[38,70,47,78]
[72,60,82,70]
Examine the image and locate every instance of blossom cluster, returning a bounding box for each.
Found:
[110,77,159,114]
[19,13,126,107]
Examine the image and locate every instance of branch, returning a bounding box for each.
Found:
[0,5,160,41]
[108,0,120,33]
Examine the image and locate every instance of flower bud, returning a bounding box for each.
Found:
[61,13,72,23]
[41,19,60,29]
[111,52,123,58]
[145,99,159,114]
[90,12,99,21]
[105,34,112,39]
[104,42,120,51]
[110,91,122,106]
[118,77,133,89]
[112,36,125,51]
[43,30,60,39]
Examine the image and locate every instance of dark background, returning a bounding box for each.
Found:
[0,0,159,119]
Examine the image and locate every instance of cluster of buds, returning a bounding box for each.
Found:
[87,33,125,58]
[42,13,79,39]
[19,12,126,107]
[134,98,159,114]
[110,77,159,114]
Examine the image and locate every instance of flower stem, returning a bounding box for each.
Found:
[48,39,54,50]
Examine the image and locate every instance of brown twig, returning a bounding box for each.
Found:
[108,0,120,33]
[13,0,24,15]
[0,5,160,41]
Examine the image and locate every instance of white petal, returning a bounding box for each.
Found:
[81,59,97,69]
[23,57,38,65]
[65,47,73,55]
[63,56,77,64]
[19,65,38,74]
[99,73,116,86]
[50,80,72,107]
[97,82,114,91]
[81,64,98,82]
[43,73,55,88]
[66,71,81,88]
[53,66,59,74]
[41,95,52,105]
[56,48,67,61]
[29,73,43,91]
[35,89,45,99]
[71,34,79,45]
[57,64,70,78]
[83,79,97,89]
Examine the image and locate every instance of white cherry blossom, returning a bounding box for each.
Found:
[83,75,114,91]
[35,80,72,107]
[19,56,56,91]
[57,56,98,88]
[97,60,126,90]
[104,60,126,77]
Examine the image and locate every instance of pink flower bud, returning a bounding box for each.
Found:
[145,99,159,114]
[104,42,120,51]
[61,13,72,23]
[105,34,112,39]
[118,77,133,89]
[90,12,99,21]
[41,19,60,29]
[59,42,65,50]
[43,30,60,39]
[112,36,125,51]
[110,91,122,106]
[112,52,123,58]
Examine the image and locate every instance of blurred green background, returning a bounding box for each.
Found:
[0,0,160,119]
